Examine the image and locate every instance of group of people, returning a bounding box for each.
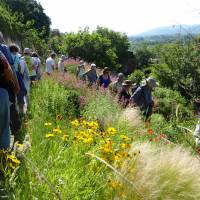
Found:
[0,33,158,150]
[0,32,42,150]
[45,53,67,75]
[75,60,158,121]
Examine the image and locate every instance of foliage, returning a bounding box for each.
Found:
[128,70,145,85]
[58,27,133,70]
[133,44,154,69]
[153,87,193,120]
[48,30,65,54]
[0,1,49,58]
[4,0,51,39]
[152,41,200,99]
[31,79,81,118]
[5,74,200,199]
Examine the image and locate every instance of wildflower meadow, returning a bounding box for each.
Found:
[1,70,200,200]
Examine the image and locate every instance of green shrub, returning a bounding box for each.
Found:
[66,64,78,75]
[128,70,145,85]
[153,87,193,120]
[31,79,81,118]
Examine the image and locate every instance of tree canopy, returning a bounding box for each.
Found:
[4,0,51,39]
[52,27,133,70]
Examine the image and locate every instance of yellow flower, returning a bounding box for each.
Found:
[7,154,21,165]
[45,133,55,138]
[71,119,79,127]
[15,143,24,152]
[88,121,99,130]
[107,179,121,188]
[81,120,89,127]
[113,154,121,161]
[56,114,63,121]
[53,128,62,134]
[61,134,69,141]
[87,129,96,135]
[9,162,16,170]
[44,122,52,126]
[107,127,117,135]
[120,134,130,142]
[99,132,107,137]
[16,143,24,148]
[121,152,130,158]
[83,137,93,144]
[120,143,131,149]
[101,140,113,154]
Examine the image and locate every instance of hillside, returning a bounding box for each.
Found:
[133,24,200,37]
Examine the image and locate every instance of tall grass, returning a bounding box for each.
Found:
[10,79,108,199]
[8,74,200,200]
[112,143,200,200]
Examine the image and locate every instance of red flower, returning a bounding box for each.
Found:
[147,129,153,135]
[197,148,200,155]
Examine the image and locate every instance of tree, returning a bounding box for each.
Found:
[134,44,154,69]
[152,40,200,100]
[4,0,51,39]
[57,27,133,70]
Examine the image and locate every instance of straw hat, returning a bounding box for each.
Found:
[122,80,133,86]
[142,77,158,88]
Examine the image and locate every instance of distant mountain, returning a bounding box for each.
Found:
[133,24,200,37]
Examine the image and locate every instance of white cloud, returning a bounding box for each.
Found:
[38,0,200,35]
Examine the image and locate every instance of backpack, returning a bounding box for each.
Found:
[13,55,27,104]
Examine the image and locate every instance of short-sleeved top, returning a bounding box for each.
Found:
[32,57,41,68]
[23,55,36,76]
[46,57,55,74]
[98,75,111,88]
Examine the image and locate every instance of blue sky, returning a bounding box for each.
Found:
[38,0,200,35]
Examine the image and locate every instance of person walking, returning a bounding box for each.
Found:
[0,32,14,66]
[58,55,66,75]
[9,45,27,116]
[118,80,132,108]
[130,77,158,121]
[83,63,98,86]
[110,73,124,94]
[76,60,86,80]
[23,48,37,82]
[97,67,111,89]
[31,52,42,80]
[0,50,20,149]
[46,53,56,75]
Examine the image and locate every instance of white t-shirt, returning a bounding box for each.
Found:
[46,57,55,74]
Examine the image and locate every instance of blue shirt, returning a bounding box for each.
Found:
[0,44,14,66]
